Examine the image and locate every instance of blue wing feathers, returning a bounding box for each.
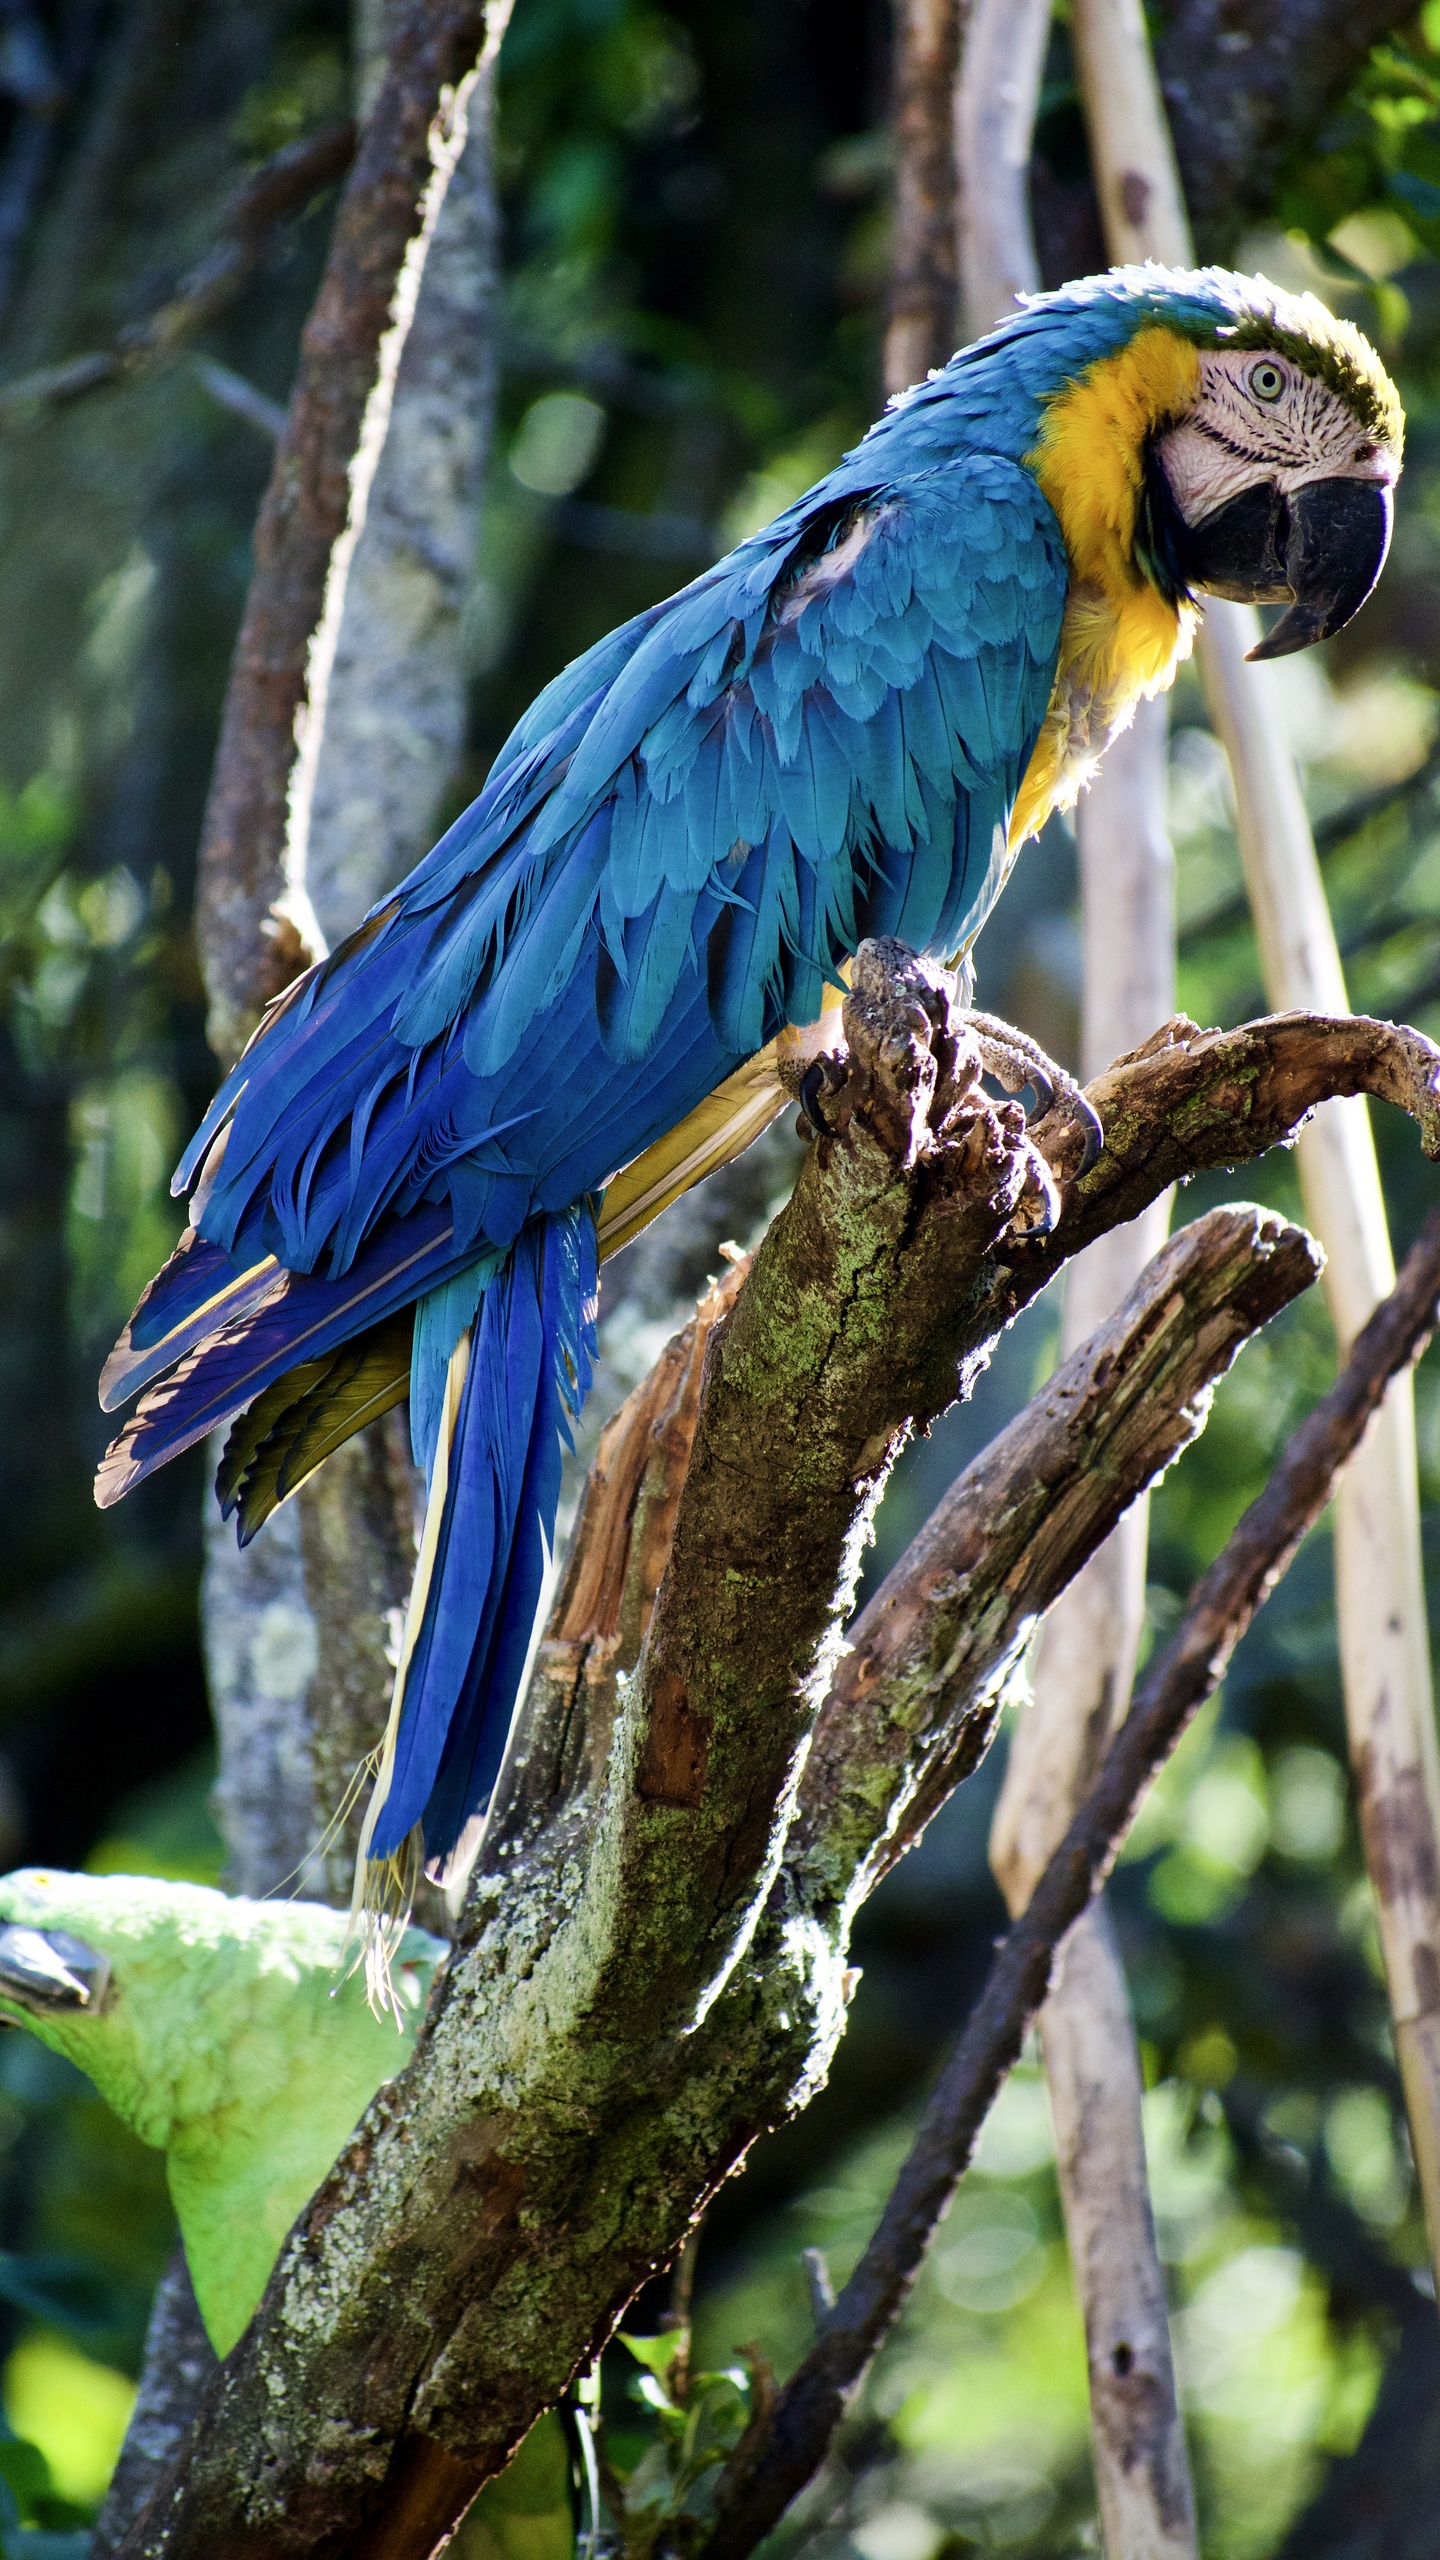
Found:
[103,372,1081,1882]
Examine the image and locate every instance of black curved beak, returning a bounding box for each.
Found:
[1163,470,1393,661]
[1245,479,1393,661]
[0,1922,109,2013]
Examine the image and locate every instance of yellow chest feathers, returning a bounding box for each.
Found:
[1009,325,1202,848]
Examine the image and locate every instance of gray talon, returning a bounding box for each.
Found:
[965,1009,1104,1179]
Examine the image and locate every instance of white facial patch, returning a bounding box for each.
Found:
[1159,349,1398,529]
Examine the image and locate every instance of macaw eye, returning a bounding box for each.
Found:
[1249,360,1286,402]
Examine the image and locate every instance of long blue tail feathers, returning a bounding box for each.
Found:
[355,1202,599,1972]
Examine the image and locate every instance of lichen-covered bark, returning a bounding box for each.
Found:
[110,958,1440,2560]
[91,2252,218,2558]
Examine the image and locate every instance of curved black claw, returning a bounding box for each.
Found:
[1067,1090,1105,1179]
[799,1061,832,1134]
[966,1009,1105,1178]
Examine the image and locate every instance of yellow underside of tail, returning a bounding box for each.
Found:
[594,979,848,1260]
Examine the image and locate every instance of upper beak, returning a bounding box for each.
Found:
[1167,471,1393,662]
[0,1922,109,2013]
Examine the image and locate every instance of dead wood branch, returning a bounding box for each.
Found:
[110,950,1440,2560]
[791,1200,1320,1916]
[703,1202,1440,2560]
[194,0,491,1063]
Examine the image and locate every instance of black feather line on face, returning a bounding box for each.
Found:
[1134,431,1198,608]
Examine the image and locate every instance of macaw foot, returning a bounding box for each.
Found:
[964,1010,1104,1178]
[792,962,1103,1206]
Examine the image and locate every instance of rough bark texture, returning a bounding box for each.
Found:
[500,1255,753,1862]
[790,1201,1320,1922]
[298,56,498,947]
[203,1483,324,1899]
[108,956,1440,2560]
[704,1202,1440,2560]
[884,0,962,395]
[194,0,490,1063]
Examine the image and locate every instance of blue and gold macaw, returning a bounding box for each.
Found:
[94,266,1402,1939]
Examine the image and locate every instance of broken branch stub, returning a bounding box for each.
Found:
[792,1200,1323,1926]
[112,959,1440,2560]
[481,1255,752,1865]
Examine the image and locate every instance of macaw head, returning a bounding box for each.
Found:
[0,1867,446,2352]
[1012,266,1403,666]
[886,265,1404,674]
[1138,301,1401,661]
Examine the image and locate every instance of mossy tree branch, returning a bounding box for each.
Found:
[108,947,1440,2559]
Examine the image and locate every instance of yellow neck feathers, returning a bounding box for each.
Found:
[1009,325,1202,849]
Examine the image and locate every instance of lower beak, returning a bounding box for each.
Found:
[0,1923,109,2012]
[1170,474,1393,662]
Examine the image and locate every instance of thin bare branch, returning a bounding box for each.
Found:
[884,0,962,395]
[952,0,1048,337]
[0,122,357,418]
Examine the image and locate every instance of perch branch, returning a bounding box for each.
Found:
[109,957,1440,2560]
[702,1202,1440,2560]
